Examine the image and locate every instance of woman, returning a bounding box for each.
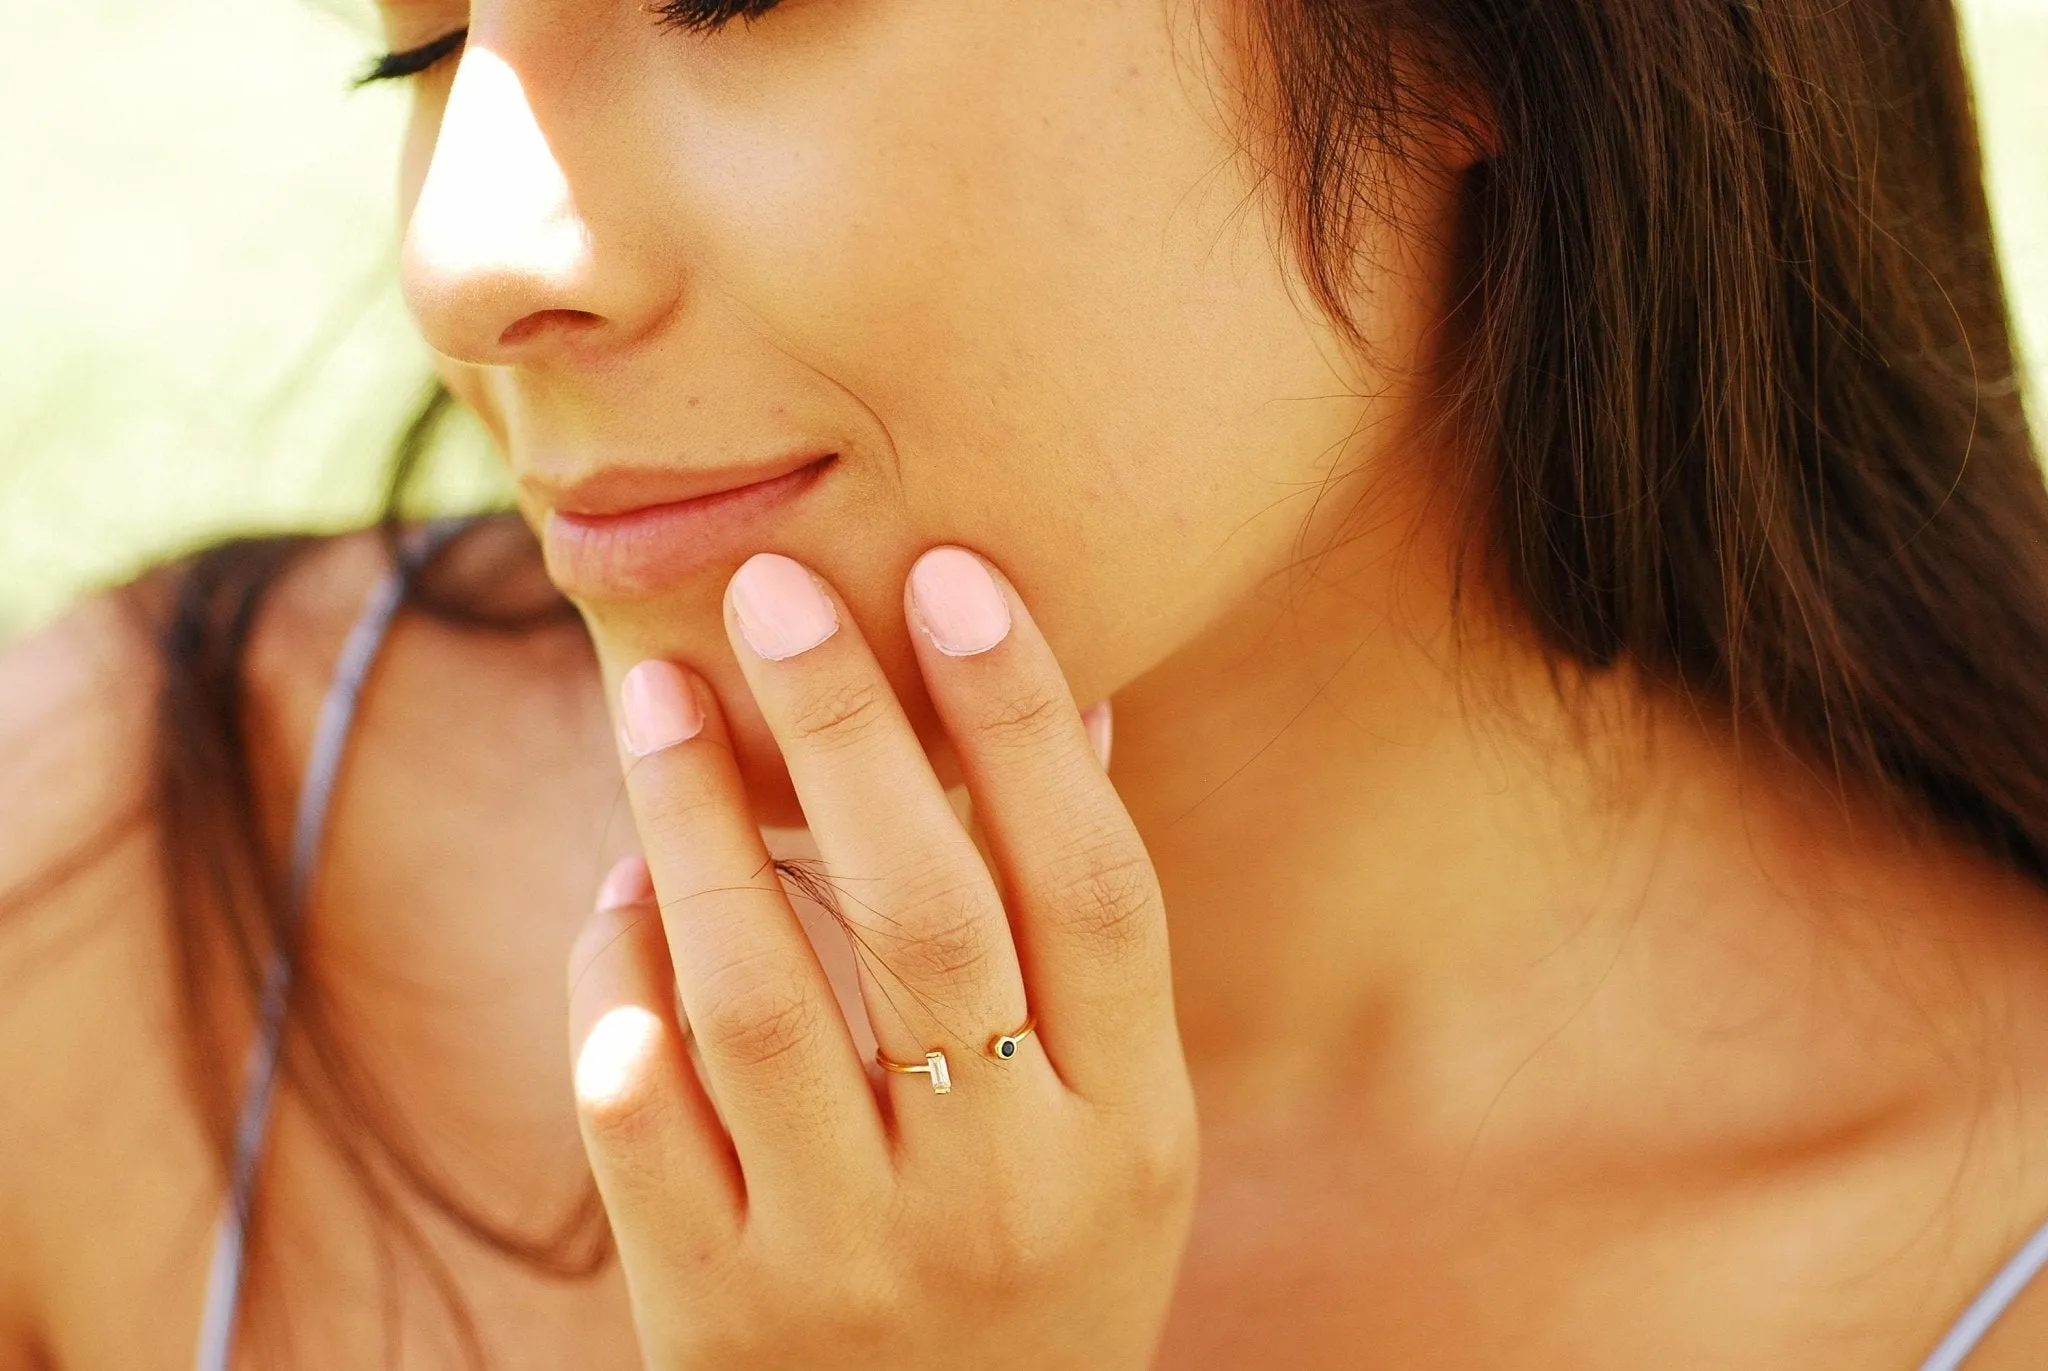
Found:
[4,0,2046,1365]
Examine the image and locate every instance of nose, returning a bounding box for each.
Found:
[400,43,679,366]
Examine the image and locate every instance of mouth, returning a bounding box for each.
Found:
[539,452,838,598]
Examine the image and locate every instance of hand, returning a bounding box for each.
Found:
[565,546,1199,1370]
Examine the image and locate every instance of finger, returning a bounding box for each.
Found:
[722,552,1043,1113]
[615,659,890,1213]
[903,547,1178,1106]
[567,856,741,1263]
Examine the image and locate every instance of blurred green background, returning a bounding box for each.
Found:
[4,0,2046,641]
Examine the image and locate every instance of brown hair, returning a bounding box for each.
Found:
[22,0,2045,1363]
[1252,0,2045,872]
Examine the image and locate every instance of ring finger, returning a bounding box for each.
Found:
[614,658,890,1215]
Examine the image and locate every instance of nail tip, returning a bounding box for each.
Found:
[732,555,840,659]
[619,659,705,754]
[909,546,1011,656]
[920,616,1011,657]
[1083,699,1114,769]
[594,853,654,910]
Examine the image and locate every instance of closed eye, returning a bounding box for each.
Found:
[351,0,784,89]
[647,0,786,36]
[352,27,467,88]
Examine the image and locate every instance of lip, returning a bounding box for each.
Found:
[540,452,837,597]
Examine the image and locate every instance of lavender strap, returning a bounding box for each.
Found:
[1919,1212,2048,1371]
[192,517,474,1371]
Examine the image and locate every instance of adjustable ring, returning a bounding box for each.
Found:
[988,1012,1035,1061]
[875,1012,1036,1094]
[877,1048,954,1094]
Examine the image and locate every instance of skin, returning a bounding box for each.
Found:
[8,0,2048,1365]
[573,560,1195,1366]
[387,0,2048,1362]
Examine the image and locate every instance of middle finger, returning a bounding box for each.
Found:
[723,552,1046,1116]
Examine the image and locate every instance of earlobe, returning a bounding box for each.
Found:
[1427,75,1504,173]
[1402,42,1503,172]
[1456,100,1504,169]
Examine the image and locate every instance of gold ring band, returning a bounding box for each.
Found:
[988,1013,1036,1061]
[876,1013,1035,1094]
[877,1049,954,1094]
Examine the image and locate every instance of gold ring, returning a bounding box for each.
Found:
[876,1048,953,1094]
[988,1013,1035,1061]
[875,1013,1035,1094]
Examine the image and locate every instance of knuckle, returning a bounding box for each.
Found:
[968,1189,1071,1291]
[673,1316,776,1368]
[574,1021,679,1153]
[886,875,1002,994]
[973,684,1066,752]
[915,1189,1058,1294]
[828,1280,900,1351]
[771,1260,900,1345]
[694,957,821,1073]
[706,991,817,1075]
[784,676,891,752]
[1121,1114,1201,1217]
[907,1141,1077,1293]
[1050,843,1162,956]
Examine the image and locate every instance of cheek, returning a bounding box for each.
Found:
[690,15,1380,695]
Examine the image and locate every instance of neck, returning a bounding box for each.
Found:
[1082,493,2048,1163]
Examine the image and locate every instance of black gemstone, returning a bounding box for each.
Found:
[999,1039,1015,1057]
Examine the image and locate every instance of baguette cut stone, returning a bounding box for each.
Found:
[926,1050,952,1094]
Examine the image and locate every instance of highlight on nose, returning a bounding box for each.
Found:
[400,44,594,363]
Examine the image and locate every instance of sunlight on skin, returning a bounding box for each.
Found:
[0,1,2040,635]
[404,47,590,296]
[573,1003,671,1113]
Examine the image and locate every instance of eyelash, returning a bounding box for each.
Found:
[647,0,786,35]
[352,0,784,87]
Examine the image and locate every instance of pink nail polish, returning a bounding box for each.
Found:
[595,855,654,910]
[619,660,704,756]
[910,547,1011,656]
[1082,699,1114,770]
[731,553,840,660]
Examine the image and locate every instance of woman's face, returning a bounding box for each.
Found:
[388,0,1463,818]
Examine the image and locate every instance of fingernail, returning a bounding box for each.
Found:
[731,553,839,660]
[909,547,1011,656]
[1082,699,1114,770]
[595,854,654,910]
[619,660,704,756]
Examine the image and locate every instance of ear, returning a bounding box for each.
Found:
[1444,97,1503,170]
[1403,42,1503,172]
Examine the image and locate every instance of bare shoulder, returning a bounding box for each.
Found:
[0,526,419,945]
[0,528,433,1368]
[0,579,161,906]
[0,521,617,1368]
[0,576,191,1367]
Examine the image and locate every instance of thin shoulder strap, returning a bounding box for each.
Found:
[1919,1213,2048,1370]
[192,517,478,1371]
